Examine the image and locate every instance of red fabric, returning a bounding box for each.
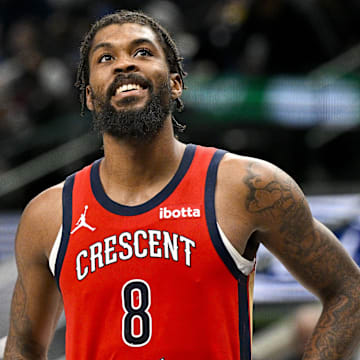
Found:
[59,145,245,359]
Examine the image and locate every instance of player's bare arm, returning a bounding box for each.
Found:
[241,159,360,359]
[4,185,64,360]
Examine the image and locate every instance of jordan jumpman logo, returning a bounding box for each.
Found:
[70,205,96,234]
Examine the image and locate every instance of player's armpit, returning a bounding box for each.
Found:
[243,160,360,359]
[4,187,63,360]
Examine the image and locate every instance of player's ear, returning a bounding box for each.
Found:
[170,73,182,100]
[86,85,94,111]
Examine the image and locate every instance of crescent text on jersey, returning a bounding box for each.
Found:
[159,206,201,219]
[70,205,96,234]
[75,230,196,281]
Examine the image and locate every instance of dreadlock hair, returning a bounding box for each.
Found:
[75,9,187,132]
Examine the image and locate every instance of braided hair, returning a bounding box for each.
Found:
[75,10,187,131]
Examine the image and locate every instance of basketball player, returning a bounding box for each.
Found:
[4,10,360,360]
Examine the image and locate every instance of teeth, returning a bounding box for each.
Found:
[116,83,142,94]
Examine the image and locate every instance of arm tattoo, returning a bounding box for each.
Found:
[245,163,331,279]
[4,274,46,359]
[303,294,360,360]
[244,162,360,359]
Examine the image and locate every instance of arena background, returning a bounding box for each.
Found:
[0,0,360,359]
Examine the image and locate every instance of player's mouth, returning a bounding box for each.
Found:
[113,83,148,99]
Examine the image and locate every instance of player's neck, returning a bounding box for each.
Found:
[99,121,186,206]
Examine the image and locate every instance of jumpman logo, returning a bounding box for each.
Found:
[70,205,96,234]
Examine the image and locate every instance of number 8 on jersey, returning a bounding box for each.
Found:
[122,279,152,347]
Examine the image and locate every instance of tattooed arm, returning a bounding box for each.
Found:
[243,160,360,360]
[4,186,63,359]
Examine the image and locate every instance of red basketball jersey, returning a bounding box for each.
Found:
[54,144,255,359]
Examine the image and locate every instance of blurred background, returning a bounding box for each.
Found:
[0,0,360,359]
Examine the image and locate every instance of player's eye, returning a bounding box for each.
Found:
[98,54,114,63]
[134,48,153,57]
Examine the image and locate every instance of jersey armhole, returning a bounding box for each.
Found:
[53,173,75,290]
[205,149,256,279]
[217,222,255,276]
[49,225,62,276]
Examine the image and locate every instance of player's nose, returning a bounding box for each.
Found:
[113,57,138,74]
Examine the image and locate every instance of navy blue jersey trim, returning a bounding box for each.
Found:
[205,149,251,358]
[205,149,248,281]
[90,143,197,216]
[205,150,247,279]
[238,277,251,360]
[54,173,75,290]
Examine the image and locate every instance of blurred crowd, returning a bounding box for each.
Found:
[1,0,360,206]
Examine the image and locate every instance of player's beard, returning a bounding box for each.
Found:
[90,74,172,141]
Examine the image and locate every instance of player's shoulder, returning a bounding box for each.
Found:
[219,151,287,186]
[25,182,64,218]
[17,182,64,256]
[218,151,304,212]
[218,151,306,223]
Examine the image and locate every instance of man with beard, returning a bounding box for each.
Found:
[4,10,360,360]
[91,72,172,139]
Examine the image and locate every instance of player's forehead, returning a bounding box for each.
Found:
[90,22,164,55]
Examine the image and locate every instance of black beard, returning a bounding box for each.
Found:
[91,76,171,141]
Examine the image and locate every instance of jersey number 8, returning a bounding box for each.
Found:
[122,279,152,347]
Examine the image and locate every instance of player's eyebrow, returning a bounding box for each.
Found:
[130,38,158,50]
[90,42,114,56]
[90,38,159,57]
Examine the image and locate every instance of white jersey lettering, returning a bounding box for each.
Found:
[75,230,196,281]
